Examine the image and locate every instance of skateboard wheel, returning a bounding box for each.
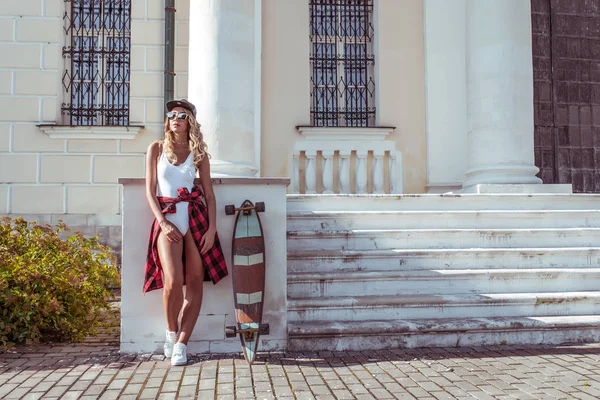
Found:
[259,323,270,335]
[224,205,235,215]
[225,326,237,338]
[255,202,265,212]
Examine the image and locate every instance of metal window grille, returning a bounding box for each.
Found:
[309,0,375,127]
[62,0,131,126]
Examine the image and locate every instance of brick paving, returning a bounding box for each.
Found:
[3,304,600,399]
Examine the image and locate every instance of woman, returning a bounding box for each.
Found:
[143,99,228,366]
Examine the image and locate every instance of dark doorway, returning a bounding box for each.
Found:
[532,0,600,192]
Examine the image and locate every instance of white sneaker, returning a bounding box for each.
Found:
[164,330,177,358]
[171,343,187,366]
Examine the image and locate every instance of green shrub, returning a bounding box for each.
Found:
[0,217,120,347]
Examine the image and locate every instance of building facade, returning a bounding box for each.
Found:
[0,0,596,245]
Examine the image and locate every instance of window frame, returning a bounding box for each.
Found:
[309,0,376,127]
[62,0,132,127]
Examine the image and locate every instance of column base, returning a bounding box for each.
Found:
[462,163,543,188]
[456,184,573,194]
[209,160,258,178]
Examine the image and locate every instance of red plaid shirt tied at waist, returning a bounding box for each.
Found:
[144,186,229,293]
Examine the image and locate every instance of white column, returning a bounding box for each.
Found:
[463,0,542,187]
[188,0,261,177]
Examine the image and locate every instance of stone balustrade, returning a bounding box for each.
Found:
[293,127,402,194]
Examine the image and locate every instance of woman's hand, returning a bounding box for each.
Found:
[160,220,183,242]
[200,228,216,254]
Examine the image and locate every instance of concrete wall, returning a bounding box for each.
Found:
[261,0,428,193]
[423,0,468,192]
[377,0,428,194]
[261,0,310,179]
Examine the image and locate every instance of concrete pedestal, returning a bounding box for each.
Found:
[119,177,289,354]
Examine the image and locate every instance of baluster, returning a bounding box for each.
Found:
[305,150,317,194]
[292,153,299,193]
[356,150,368,194]
[389,152,397,194]
[373,150,384,194]
[322,150,334,194]
[339,151,351,194]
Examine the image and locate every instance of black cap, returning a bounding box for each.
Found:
[166,98,196,117]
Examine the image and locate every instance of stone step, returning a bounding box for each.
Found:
[286,315,600,350]
[287,268,600,297]
[287,194,600,212]
[287,247,600,273]
[287,292,600,322]
[287,228,600,251]
[287,210,600,230]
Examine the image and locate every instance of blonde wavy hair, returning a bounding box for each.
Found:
[162,109,210,166]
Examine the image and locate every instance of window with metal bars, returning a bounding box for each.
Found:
[62,0,131,126]
[309,0,376,127]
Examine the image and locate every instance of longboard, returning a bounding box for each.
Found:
[224,199,269,364]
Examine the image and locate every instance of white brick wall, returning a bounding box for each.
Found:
[13,125,64,152]
[68,140,118,153]
[0,2,44,17]
[0,0,191,222]
[0,125,9,152]
[12,186,64,213]
[0,71,11,95]
[93,155,145,184]
[0,44,42,69]
[0,185,8,213]
[16,18,61,42]
[67,186,119,214]
[0,19,14,42]
[41,155,91,183]
[15,71,60,96]
[0,155,38,183]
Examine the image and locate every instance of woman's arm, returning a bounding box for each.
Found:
[145,141,182,242]
[198,155,216,253]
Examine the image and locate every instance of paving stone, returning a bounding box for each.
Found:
[6,302,600,400]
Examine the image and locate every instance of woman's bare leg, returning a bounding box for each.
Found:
[177,231,205,344]
[157,232,185,332]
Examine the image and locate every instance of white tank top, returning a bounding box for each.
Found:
[157,150,196,234]
[157,150,195,197]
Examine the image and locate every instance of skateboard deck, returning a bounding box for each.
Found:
[224,199,268,364]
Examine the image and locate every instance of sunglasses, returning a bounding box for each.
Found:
[166,111,189,120]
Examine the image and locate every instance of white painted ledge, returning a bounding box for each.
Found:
[296,126,396,141]
[118,177,291,186]
[38,125,145,140]
[455,184,573,194]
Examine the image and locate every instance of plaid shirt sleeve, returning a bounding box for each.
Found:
[143,187,229,294]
